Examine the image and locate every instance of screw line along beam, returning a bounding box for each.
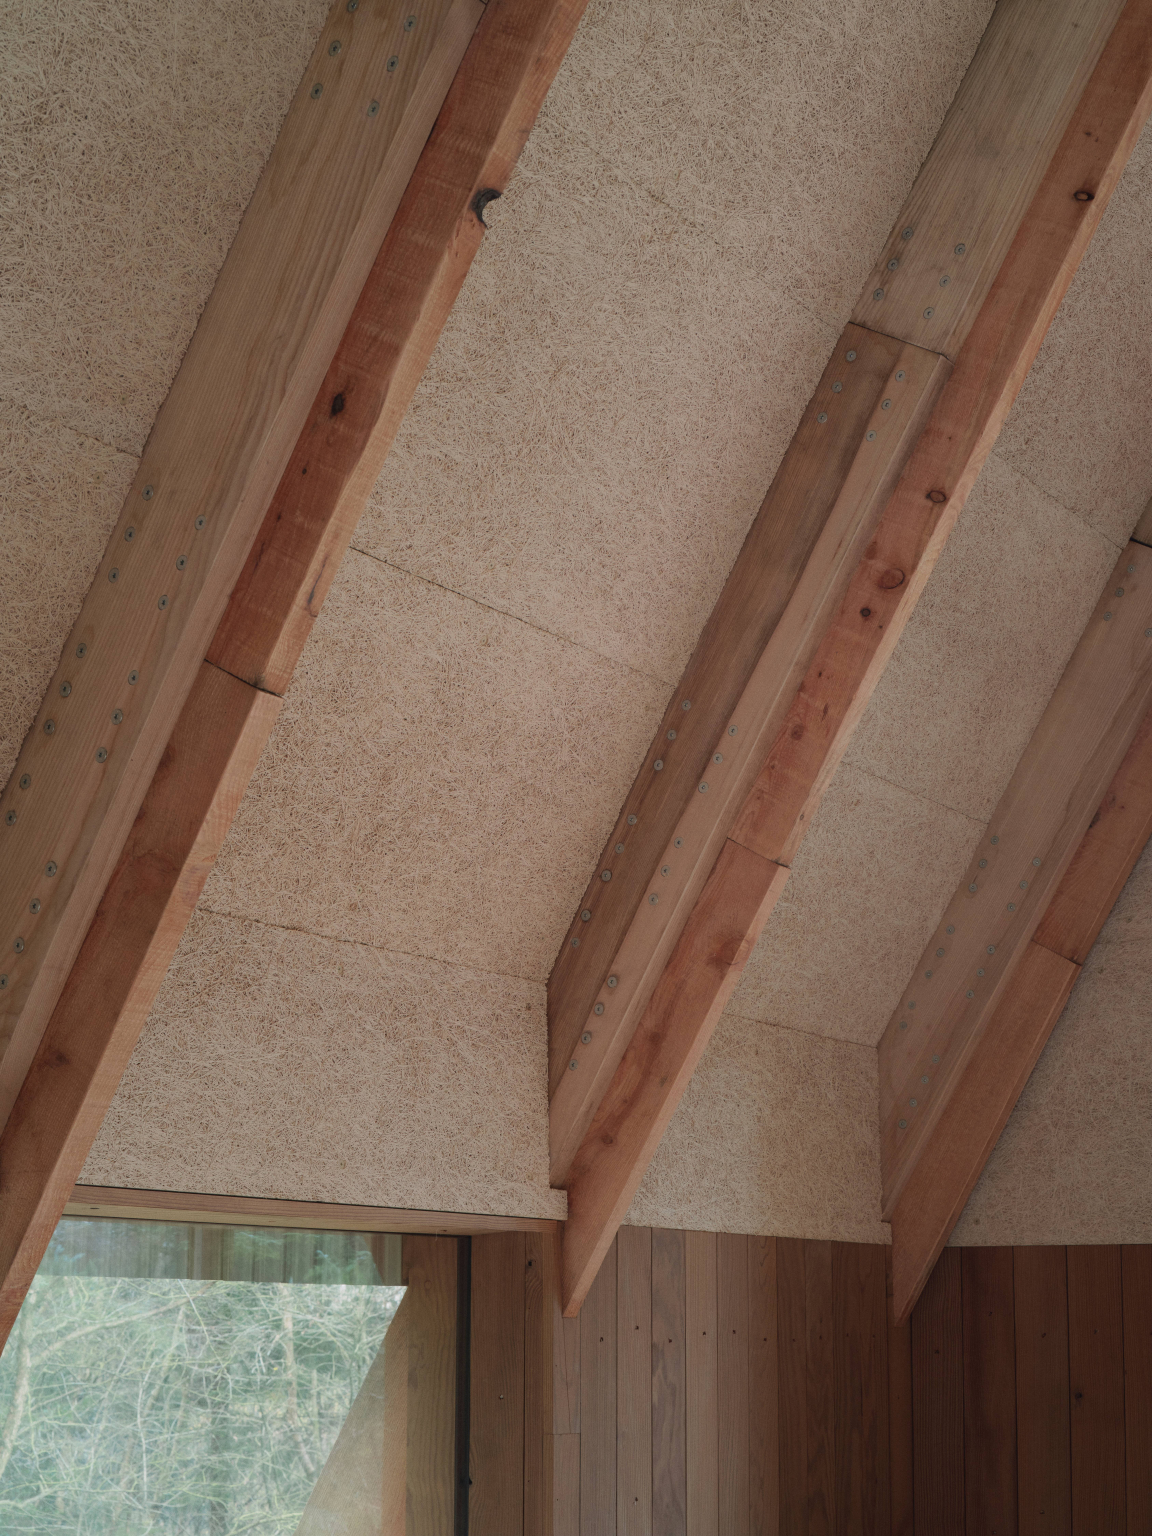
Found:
[556,0,1152,1313]
[0,0,485,1127]
[889,709,1152,1321]
[0,0,591,1355]
[880,545,1152,1217]
[546,0,1125,1142]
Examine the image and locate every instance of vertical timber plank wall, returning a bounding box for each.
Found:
[474,1233,1152,1532]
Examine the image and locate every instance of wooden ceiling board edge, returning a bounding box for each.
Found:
[888,941,1079,1323]
[63,1184,558,1237]
[0,0,486,1130]
[560,842,790,1315]
[0,661,279,1345]
[548,335,951,1176]
[546,0,1131,1090]
[0,0,590,1357]
[554,0,1152,1313]
[879,543,1152,1214]
[889,709,1152,1319]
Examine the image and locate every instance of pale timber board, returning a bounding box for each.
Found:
[549,334,949,1178]
[854,0,1124,356]
[63,1184,559,1236]
[0,0,485,1130]
[880,542,1152,1213]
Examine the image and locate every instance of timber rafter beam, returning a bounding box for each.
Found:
[554,0,1152,1315]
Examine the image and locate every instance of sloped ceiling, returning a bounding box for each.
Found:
[2,0,1148,1237]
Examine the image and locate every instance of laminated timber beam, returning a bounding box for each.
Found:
[889,705,1152,1322]
[556,0,1152,1314]
[0,0,590,1349]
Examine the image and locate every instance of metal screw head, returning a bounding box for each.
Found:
[832,381,843,393]
[979,858,987,868]
[899,1118,907,1129]
[4,810,15,826]
[729,725,737,736]
[873,288,885,301]
[1104,612,1113,621]
[607,975,618,988]
[76,643,87,658]
[128,670,139,685]
[966,990,974,999]
[674,837,683,849]
[882,399,892,410]
[311,82,323,98]
[347,0,358,9]
[1127,564,1136,573]
[698,782,708,793]
[158,594,169,610]
[866,430,877,441]
[405,13,417,29]
[615,843,625,854]
[594,1003,604,1015]
[909,1099,918,1108]
[0,976,6,990]
[581,910,591,923]
[649,893,659,905]
[818,412,828,424]
[954,243,966,255]
[571,937,579,948]
[1019,879,1028,890]
[108,567,119,583]
[195,516,206,531]
[654,759,664,771]
[96,747,108,763]
[887,257,899,271]
[987,945,995,955]
[142,485,154,500]
[969,882,977,893]
[386,55,398,71]
[899,1021,907,1031]
[925,970,933,978]
[921,1075,929,1084]
[1146,630,1152,638]
[59,682,71,698]
[977,967,985,977]
[667,729,677,741]
[901,226,914,240]
[932,1054,940,1064]
[939,275,951,288]
[600,870,611,882]
[328,38,342,54]
[124,526,135,541]
[846,350,857,361]
[18,774,29,790]
[568,1060,577,1070]
[1116,588,1125,597]
[176,555,187,570]
[923,307,934,319]
[895,370,906,381]
[581,1031,592,1045]
[45,861,57,877]
[627,814,637,825]
[936,948,945,957]
[1008,902,1017,912]
[368,100,381,117]
[681,699,692,711]
[14,938,25,954]
[947,925,955,934]
[991,835,999,845]
[1033,858,1041,867]
[713,753,723,764]
[29,898,40,914]
[112,709,123,724]
[43,719,55,735]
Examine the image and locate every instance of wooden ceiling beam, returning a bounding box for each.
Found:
[557,0,1152,1314]
[889,708,1152,1320]
[0,0,589,1352]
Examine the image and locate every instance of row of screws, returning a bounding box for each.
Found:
[310,12,418,111]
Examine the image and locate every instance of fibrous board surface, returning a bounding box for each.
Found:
[5,0,1149,1236]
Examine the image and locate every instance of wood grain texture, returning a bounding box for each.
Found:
[853,0,1123,354]
[882,544,1152,1214]
[0,663,278,1345]
[402,1235,459,1536]
[733,0,1152,873]
[1068,1246,1126,1535]
[912,1247,964,1536]
[1033,709,1152,964]
[560,843,789,1314]
[0,0,484,1133]
[718,1233,750,1536]
[63,1184,559,1235]
[962,1247,1017,1536]
[1014,1247,1071,1536]
[552,1435,581,1536]
[748,1237,780,1536]
[806,1242,836,1536]
[525,1233,552,1536]
[470,1233,526,1536]
[686,1230,720,1536]
[616,1226,652,1536]
[579,1236,616,1536]
[777,1238,808,1536]
[833,1243,890,1536]
[1122,1246,1152,1535]
[549,333,947,1141]
[652,1228,687,1536]
[885,1248,915,1536]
